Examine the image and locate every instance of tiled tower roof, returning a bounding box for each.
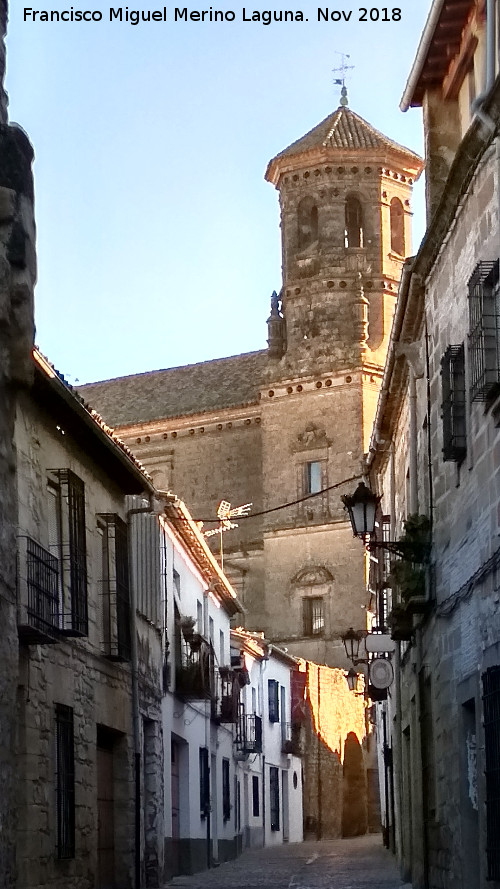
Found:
[266,106,423,183]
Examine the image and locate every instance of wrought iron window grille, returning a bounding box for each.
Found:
[17,535,59,643]
[302,596,325,636]
[468,259,500,402]
[48,469,88,636]
[441,344,466,461]
[97,514,131,661]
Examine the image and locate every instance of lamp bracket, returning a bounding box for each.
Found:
[366,540,409,558]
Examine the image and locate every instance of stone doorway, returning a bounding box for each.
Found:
[97,729,115,889]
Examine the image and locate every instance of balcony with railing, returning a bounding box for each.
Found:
[235,706,262,758]
[212,666,240,723]
[175,634,215,699]
[281,722,304,756]
[17,536,59,644]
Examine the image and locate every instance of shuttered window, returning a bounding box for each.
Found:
[268,680,279,723]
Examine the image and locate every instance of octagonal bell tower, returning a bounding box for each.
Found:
[265,102,423,446]
[253,102,423,666]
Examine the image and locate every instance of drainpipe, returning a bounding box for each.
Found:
[261,648,270,847]
[471,0,498,135]
[393,643,404,865]
[317,668,322,841]
[409,369,418,516]
[203,587,212,868]
[390,442,396,541]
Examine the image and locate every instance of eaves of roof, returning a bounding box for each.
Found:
[231,628,299,667]
[400,0,479,110]
[368,74,500,469]
[32,349,154,494]
[163,498,244,618]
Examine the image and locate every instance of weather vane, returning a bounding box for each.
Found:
[332,52,354,106]
[204,500,252,570]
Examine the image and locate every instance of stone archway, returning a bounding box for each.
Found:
[341,731,368,837]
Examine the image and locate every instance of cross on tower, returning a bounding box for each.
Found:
[332,52,355,106]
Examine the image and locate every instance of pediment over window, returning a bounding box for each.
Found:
[292,423,330,453]
[292,566,333,586]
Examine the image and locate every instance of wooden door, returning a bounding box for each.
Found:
[171,740,180,875]
[97,744,115,889]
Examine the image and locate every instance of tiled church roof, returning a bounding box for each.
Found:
[80,350,269,427]
[268,106,422,163]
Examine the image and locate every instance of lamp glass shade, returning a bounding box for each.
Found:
[342,627,362,661]
[346,668,359,692]
[341,481,380,537]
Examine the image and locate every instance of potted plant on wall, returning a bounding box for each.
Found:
[178,614,196,640]
[387,515,431,635]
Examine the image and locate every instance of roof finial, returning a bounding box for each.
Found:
[332,52,354,108]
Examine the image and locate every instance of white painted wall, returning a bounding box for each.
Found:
[232,637,303,848]
[161,516,237,854]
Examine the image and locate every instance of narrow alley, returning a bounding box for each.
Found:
[167,834,408,889]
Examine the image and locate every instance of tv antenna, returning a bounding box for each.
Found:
[204,500,252,570]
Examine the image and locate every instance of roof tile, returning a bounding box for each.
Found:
[80,350,270,427]
[269,106,422,164]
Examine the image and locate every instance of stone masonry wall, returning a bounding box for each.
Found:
[15,392,164,889]
[0,3,36,881]
[300,662,367,838]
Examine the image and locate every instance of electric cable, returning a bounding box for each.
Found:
[188,472,364,524]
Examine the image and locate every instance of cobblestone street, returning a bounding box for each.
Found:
[167,834,409,889]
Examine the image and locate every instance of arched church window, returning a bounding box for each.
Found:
[345,196,363,248]
[390,197,405,255]
[297,197,318,249]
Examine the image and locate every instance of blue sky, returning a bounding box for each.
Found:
[7,3,430,384]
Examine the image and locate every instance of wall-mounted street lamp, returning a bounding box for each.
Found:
[341,626,367,664]
[341,481,421,558]
[346,667,363,694]
[342,627,395,699]
[341,481,380,539]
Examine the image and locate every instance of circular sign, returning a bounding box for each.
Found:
[369,657,394,689]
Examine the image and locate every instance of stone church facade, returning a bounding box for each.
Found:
[83,105,422,667]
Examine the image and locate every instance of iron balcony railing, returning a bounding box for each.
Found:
[282,722,304,756]
[235,708,262,756]
[175,635,215,699]
[17,535,59,644]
